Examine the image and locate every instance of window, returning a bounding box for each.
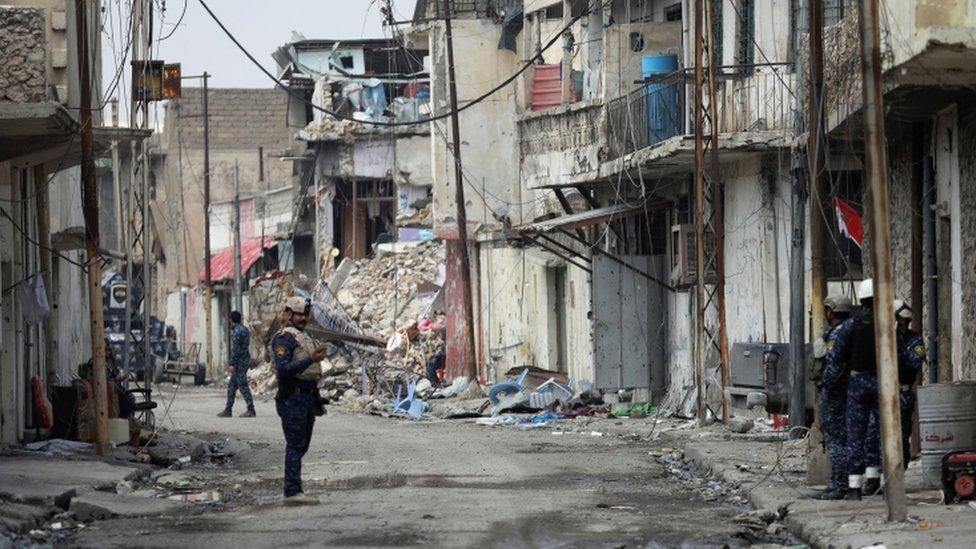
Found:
[735,0,755,73]
[711,0,723,70]
[544,3,563,20]
[665,3,682,22]
[338,55,355,69]
[824,0,849,27]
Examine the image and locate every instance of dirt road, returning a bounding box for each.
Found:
[67,386,787,547]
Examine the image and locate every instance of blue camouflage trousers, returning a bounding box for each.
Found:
[818,382,848,490]
[846,373,879,476]
[276,392,316,497]
[225,365,254,411]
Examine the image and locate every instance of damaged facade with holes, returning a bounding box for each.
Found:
[454,0,976,418]
[0,1,146,443]
[275,36,435,276]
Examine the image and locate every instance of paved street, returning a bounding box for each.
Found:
[67,386,775,548]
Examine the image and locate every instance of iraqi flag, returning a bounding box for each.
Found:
[833,197,863,270]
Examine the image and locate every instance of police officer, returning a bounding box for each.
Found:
[813,294,853,500]
[894,300,925,469]
[272,297,327,506]
[218,310,255,418]
[844,278,881,500]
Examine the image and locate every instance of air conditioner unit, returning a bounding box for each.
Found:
[670,223,715,287]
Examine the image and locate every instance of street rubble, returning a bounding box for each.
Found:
[245,241,447,405]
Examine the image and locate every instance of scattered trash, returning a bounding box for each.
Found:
[610,402,656,418]
[24,439,92,456]
[167,490,221,503]
[917,521,941,530]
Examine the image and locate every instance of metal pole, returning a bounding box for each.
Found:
[33,165,54,381]
[444,0,478,379]
[923,155,938,383]
[857,0,907,522]
[141,96,152,379]
[203,72,213,379]
[703,0,730,422]
[76,0,109,456]
[232,159,243,313]
[693,0,707,425]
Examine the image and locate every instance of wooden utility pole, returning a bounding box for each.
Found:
[76,0,109,455]
[857,0,907,522]
[443,0,478,378]
[202,72,213,378]
[232,159,243,313]
[258,147,266,247]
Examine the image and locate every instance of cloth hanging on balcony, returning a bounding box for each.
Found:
[17,273,50,325]
[498,5,524,52]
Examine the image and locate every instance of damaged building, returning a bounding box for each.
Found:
[402,0,976,415]
[275,36,434,273]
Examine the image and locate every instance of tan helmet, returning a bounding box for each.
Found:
[823,294,852,313]
[282,296,310,314]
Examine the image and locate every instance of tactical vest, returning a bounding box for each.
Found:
[848,312,877,374]
[278,327,322,382]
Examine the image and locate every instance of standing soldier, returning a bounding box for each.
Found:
[813,295,853,500]
[218,310,255,418]
[272,297,326,506]
[894,300,925,469]
[844,279,881,500]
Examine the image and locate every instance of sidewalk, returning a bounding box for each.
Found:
[671,425,974,548]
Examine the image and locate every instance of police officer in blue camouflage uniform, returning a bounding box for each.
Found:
[895,300,925,469]
[217,310,255,418]
[813,294,853,500]
[844,279,881,500]
[272,296,326,506]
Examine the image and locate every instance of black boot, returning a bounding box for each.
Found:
[844,488,862,501]
[814,487,847,500]
[217,409,232,418]
[862,477,880,496]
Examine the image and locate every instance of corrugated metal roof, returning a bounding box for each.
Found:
[200,237,276,283]
[514,201,670,235]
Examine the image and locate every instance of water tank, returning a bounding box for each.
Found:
[642,55,679,146]
[918,382,976,488]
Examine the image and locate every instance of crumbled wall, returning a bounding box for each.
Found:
[0,7,47,103]
[883,122,916,302]
[518,103,603,190]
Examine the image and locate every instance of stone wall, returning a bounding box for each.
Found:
[0,7,47,103]
[173,88,294,152]
[957,104,976,380]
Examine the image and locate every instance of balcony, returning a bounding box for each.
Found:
[607,64,797,160]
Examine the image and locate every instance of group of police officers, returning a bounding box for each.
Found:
[814,278,927,500]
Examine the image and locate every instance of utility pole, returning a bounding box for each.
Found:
[232,159,243,313]
[693,0,729,423]
[76,0,109,455]
[33,164,53,381]
[923,156,938,384]
[202,72,213,379]
[443,0,478,379]
[258,146,266,247]
[787,0,811,436]
[858,0,907,522]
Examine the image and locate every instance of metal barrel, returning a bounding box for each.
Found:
[918,382,976,488]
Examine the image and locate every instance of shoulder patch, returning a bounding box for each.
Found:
[914,344,926,358]
[275,345,288,357]
[826,340,835,352]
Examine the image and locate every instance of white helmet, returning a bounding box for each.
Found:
[858,279,874,302]
[894,299,913,320]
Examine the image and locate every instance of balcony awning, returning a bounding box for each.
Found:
[200,237,277,283]
[513,200,669,235]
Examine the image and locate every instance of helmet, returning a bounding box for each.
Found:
[282,296,310,314]
[858,279,874,301]
[823,295,852,313]
[894,299,913,320]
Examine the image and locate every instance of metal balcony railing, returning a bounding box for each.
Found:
[606,62,796,160]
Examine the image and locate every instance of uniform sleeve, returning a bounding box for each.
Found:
[272,333,313,379]
[820,320,852,390]
[904,334,926,377]
[230,326,249,366]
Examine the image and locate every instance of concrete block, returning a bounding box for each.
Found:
[69,492,188,521]
[50,10,67,31]
[51,48,67,69]
[0,479,75,509]
[0,501,50,533]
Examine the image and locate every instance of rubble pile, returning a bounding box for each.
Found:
[334,240,444,337]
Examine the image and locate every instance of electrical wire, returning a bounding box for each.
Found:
[195,0,597,128]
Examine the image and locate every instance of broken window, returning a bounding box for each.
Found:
[338,55,355,69]
[824,0,849,27]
